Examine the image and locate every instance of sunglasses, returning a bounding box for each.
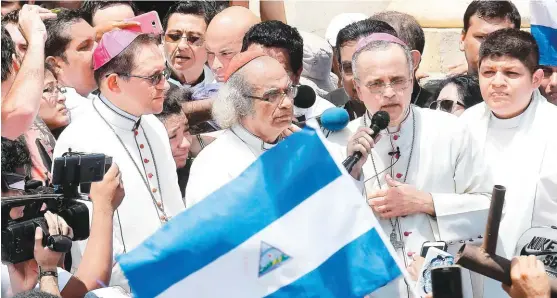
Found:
[115,68,170,86]
[429,100,466,113]
[164,32,204,47]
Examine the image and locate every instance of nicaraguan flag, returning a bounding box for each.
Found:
[531,0,557,66]
[117,126,407,297]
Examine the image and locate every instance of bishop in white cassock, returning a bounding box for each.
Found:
[327,33,493,298]
[186,51,299,207]
[53,30,185,290]
[460,29,557,298]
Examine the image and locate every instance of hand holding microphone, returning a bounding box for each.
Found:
[343,111,390,177]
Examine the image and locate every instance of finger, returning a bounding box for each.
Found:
[527,255,537,268]
[367,189,388,200]
[368,196,387,207]
[44,211,59,236]
[535,259,545,271]
[510,257,521,281]
[114,21,141,28]
[55,215,71,236]
[106,162,120,178]
[355,137,372,154]
[39,12,57,20]
[353,143,368,157]
[385,174,403,187]
[35,227,44,249]
[290,124,301,132]
[358,133,375,149]
[373,204,390,214]
[501,283,511,294]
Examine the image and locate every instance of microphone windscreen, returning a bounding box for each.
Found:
[371,111,390,130]
[294,85,316,109]
[320,107,350,131]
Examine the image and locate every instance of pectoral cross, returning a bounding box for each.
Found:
[390,230,403,249]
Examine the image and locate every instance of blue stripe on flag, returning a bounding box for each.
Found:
[117,128,342,297]
[266,228,401,298]
[532,25,557,66]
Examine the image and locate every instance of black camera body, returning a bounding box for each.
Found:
[1,150,112,264]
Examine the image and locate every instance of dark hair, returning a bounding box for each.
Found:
[94,33,160,86]
[240,20,303,74]
[203,0,229,22]
[335,19,398,66]
[425,74,483,109]
[371,11,425,54]
[463,0,521,33]
[80,0,137,26]
[479,28,539,74]
[12,290,61,298]
[1,9,20,25]
[1,25,16,82]
[1,136,31,174]
[157,86,191,121]
[163,1,210,30]
[44,8,86,60]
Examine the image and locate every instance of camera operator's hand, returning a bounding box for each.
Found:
[35,211,73,271]
[7,259,39,294]
[502,256,550,298]
[89,163,125,214]
[18,4,56,45]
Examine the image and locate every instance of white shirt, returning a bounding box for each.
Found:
[461,90,557,298]
[53,96,185,290]
[64,87,95,122]
[185,124,278,207]
[327,106,493,298]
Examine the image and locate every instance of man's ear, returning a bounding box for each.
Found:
[45,56,62,75]
[532,68,544,88]
[410,50,421,72]
[106,73,121,93]
[459,30,466,51]
[11,54,20,72]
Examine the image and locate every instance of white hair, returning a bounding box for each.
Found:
[352,40,414,82]
[212,70,255,128]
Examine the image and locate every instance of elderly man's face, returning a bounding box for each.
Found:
[243,59,294,141]
[354,45,413,127]
[540,66,557,105]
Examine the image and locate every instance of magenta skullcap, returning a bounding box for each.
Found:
[355,33,408,52]
[93,29,141,70]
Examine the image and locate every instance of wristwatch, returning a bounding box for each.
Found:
[38,267,58,280]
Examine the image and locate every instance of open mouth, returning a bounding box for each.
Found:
[175,55,191,62]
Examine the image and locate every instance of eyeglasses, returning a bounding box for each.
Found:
[42,85,66,99]
[116,68,170,86]
[164,31,204,47]
[429,99,466,113]
[244,85,298,103]
[364,79,412,94]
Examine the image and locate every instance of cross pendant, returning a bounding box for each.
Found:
[390,230,403,249]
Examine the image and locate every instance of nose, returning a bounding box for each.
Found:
[382,84,396,98]
[492,71,506,87]
[279,93,294,109]
[211,55,223,72]
[57,90,66,104]
[179,136,191,151]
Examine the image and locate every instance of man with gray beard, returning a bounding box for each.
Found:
[185,50,299,207]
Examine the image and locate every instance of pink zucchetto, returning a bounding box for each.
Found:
[93,29,142,71]
[355,33,408,52]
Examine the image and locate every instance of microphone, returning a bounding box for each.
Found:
[293,85,316,121]
[294,107,349,131]
[342,111,390,173]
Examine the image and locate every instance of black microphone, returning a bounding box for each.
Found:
[342,111,390,173]
[294,85,316,122]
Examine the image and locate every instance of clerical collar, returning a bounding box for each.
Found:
[363,107,411,135]
[96,95,141,131]
[230,124,279,153]
[489,96,533,129]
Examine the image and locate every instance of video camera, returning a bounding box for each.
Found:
[1,150,112,264]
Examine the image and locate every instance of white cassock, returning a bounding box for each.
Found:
[185,124,278,207]
[327,106,493,298]
[53,95,185,291]
[460,90,557,298]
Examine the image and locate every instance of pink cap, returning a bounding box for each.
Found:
[93,29,141,70]
[355,33,408,52]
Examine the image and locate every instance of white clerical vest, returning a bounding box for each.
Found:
[461,90,557,298]
[327,106,493,298]
[186,124,278,207]
[53,96,185,290]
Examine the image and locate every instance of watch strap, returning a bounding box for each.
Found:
[39,268,58,279]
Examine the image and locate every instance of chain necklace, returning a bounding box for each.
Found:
[365,106,416,249]
[93,103,169,222]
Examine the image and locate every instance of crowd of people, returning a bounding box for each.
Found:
[1,0,556,297]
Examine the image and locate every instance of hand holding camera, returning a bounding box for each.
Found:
[89,163,125,214]
[502,256,551,298]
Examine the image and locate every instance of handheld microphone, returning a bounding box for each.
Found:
[342,111,390,173]
[294,85,316,121]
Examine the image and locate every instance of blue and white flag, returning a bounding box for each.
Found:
[531,0,557,66]
[117,126,407,297]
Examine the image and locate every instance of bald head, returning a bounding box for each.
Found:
[206,6,260,82]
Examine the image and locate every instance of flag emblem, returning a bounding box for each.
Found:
[258,241,291,277]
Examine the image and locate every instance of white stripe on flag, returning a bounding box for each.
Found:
[158,174,377,297]
[530,0,557,29]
